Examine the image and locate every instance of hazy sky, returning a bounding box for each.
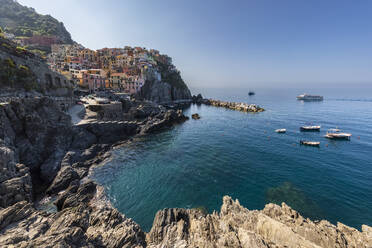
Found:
[19,0,372,89]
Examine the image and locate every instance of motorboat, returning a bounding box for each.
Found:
[300,125,321,131]
[300,140,320,147]
[325,129,352,140]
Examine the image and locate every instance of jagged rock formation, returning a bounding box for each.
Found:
[1,193,371,247]
[0,182,146,247]
[147,196,372,248]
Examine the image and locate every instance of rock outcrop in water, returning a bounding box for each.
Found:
[204,99,265,112]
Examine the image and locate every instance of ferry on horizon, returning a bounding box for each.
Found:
[297,94,323,101]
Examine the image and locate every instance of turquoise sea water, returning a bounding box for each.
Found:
[92,88,372,231]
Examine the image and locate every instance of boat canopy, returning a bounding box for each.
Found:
[328,129,341,132]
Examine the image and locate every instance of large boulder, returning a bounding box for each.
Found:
[0,146,32,208]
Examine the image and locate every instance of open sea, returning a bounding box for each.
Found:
[92,87,372,231]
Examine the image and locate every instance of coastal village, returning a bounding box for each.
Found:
[47,44,171,94]
[2,30,173,95]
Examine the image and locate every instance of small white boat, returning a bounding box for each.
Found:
[300,140,320,147]
[275,129,286,133]
[325,129,352,140]
[300,125,321,131]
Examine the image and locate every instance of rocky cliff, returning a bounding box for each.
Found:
[137,54,192,103]
[0,96,187,247]
[138,79,192,104]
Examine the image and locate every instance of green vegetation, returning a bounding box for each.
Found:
[0,0,73,43]
[0,27,4,38]
[0,57,37,91]
[16,46,27,53]
[27,48,46,57]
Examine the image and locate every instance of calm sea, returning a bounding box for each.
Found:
[92,87,372,231]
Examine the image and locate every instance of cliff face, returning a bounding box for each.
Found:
[137,55,192,104]
[138,79,192,104]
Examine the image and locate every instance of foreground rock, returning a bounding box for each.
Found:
[0,181,146,247]
[147,196,372,248]
[1,194,370,247]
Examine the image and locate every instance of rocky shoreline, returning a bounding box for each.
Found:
[0,96,371,247]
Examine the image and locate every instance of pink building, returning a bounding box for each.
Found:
[83,73,106,93]
[124,76,144,94]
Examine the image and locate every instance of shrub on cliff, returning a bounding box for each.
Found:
[0,58,37,91]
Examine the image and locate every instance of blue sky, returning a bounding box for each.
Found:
[19,0,372,88]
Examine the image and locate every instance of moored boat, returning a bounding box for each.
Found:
[275,129,286,133]
[300,125,321,131]
[300,140,320,147]
[325,129,352,140]
[297,94,323,101]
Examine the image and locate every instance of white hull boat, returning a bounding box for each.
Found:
[275,129,286,133]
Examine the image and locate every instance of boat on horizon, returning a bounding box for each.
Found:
[300,125,321,131]
[325,129,352,140]
[248,91,255,96]
[297,94,323,101]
